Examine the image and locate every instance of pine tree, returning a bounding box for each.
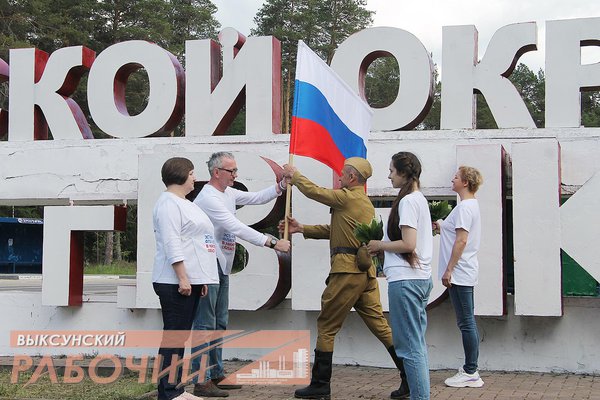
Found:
[253,0,373,133]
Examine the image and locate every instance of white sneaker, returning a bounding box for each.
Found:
[444,367,484,388]
[173,391,204,400]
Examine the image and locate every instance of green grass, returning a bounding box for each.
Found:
[84,261,136,276]
[0,367,155,400]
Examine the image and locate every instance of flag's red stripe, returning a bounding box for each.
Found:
[290,116,346,174]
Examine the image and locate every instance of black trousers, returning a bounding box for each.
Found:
[153,282,202,400]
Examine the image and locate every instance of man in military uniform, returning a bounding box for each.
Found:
[282,157,409,400]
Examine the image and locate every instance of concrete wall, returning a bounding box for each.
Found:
[2,292,598,374]
[2,129,600,372]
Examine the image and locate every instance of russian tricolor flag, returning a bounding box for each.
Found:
[289,41,373,175]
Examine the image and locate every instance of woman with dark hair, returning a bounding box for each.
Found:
[367,152,433,400]
[152,157,219,400]
[435,166,484,388]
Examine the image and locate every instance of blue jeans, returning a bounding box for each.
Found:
[191,267,229,382]
[388,278,433,400]
[448,285,479,374]
[153,283,202,400]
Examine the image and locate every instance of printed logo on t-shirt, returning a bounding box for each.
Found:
[204,234,216,253]
[221,232,236,253]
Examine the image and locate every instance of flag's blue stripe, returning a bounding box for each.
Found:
[292,80,367,159]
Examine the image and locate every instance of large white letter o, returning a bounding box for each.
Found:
[331,27,434,131]
[87,41,184,138]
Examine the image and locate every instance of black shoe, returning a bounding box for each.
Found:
[387,346,410,399]
[294,350,333,399]
[390,380,410,399]
[294,382,331,399]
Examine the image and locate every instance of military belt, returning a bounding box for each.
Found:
[330,246,358,257]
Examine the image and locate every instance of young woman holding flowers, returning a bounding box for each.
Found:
[367,152,433,400]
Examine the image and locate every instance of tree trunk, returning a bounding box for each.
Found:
[114,232,122,262]
[104,232,114,265]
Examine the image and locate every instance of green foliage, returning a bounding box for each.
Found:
[476,93,498,129]
[226,106,246,135]
[252,0,373,132]
[231,243,249,274]
[429,200,452,222]
[84,260,136,275]
[354,217,382,268]
[354,217,383,244]
[364,57,399,109]
[0,1,218,258]
[372,62,441,130]
[314,0,373,64]
[0,366,155,400]
[0,206,43,219]
[1,0,219,139]
[252,0,314,133]
[420,73,441,130]
[0,0,108,62]
[508,64,545,127]
[582,90,600,127]
[83,205,137,264]
[417,63,553,130]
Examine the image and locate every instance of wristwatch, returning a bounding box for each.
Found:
[269,238,278,249]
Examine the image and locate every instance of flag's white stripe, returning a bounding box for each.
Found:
[295,41,373,143]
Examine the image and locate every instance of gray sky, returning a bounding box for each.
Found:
[212,0,600,73]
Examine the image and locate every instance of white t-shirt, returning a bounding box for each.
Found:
[438,199,481,286]
[152,191,219,285]
[194,183,280,275]
[383,191,433,282]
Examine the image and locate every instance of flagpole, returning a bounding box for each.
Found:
[283,153,293,241]
[285,43,302,241]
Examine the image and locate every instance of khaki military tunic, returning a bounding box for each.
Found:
[292,172,393,352]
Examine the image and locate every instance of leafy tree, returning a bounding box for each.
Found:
[82,204,137,264]
[0,1,41,59]
[0,206,43,219]
[508,64,545,127]
[419,80,441,131]
[167,0,220,57]
[0,0,102,139]
[1,0,219,138]
[475,64,547,129]
[20,0,101,50]
[416,64,441,130]
[88,0,218,258]
[253,0,373,133]
[252,0,305,134]
[364,57,399,109]
[93,0,172,49]
[0,0,219,263]
[475,94,498,129]
[91,1,176,136]
[582,90,600,127]
[363,57,441,131]
[312,0,373,64]
[419,63,546,130]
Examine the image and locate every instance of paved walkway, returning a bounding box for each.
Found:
[182,361,600,400]
[2,357,598,399]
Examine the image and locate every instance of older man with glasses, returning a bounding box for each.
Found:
[190,152,291,398]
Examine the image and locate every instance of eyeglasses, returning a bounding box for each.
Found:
[218,167,238,175]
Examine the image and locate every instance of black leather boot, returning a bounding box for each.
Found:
[387,346,410,399]
[294,349,333,399]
